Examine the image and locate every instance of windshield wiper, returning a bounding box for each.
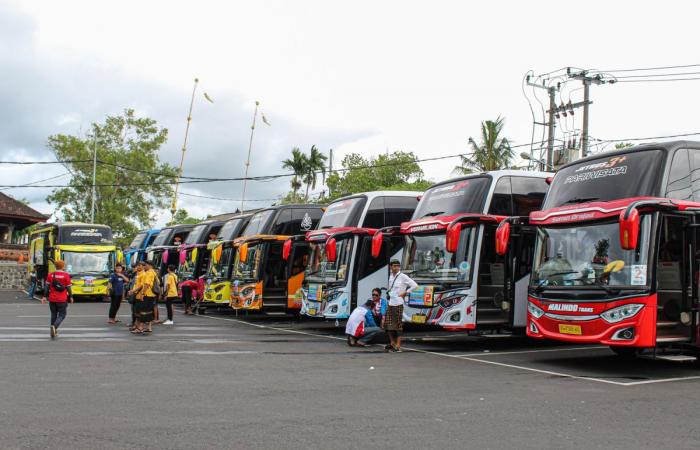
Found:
[421,211,445,218]
[561,197,599,205]
[408,270,446,283]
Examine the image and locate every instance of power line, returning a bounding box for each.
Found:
[0,172,71,191]
[613,71,700,79]
[615,77,700,83]
[590,63,700,73]
[0,159,92,165]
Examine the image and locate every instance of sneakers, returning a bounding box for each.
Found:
[50,325,56,339]
[163,320,174,325]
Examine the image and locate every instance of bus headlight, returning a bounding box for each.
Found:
[600,304,643,324]
[528,302,544,319]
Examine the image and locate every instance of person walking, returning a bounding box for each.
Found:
[127,262,143,330]
[346,299,383,347]
[107,263,129,324]
[384,259,417,352]
[28,267,37,299]
[41,260,73,339]
[162,264,179,325]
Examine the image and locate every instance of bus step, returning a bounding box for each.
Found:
[656,321,680,329]
[656,335,690,344]
[264,311,288,316]
[477,318,508,325]
[477,307,503,314]
[655,354,697,362]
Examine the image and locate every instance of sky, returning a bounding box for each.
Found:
[2,0,700,228]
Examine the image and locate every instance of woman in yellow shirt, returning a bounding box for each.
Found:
[163,264,179,325]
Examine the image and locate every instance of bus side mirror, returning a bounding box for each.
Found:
[239,243,249,263]
[545,176,553,185]
[326,238,337,263]
[495,222,510,256]
[619,208,639,250]
[445,223,462,253]
[371,232,383,258]
[282,239,292,261]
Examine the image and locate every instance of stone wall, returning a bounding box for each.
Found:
[0,262,28,290]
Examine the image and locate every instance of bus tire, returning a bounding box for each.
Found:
[609,346,640,358]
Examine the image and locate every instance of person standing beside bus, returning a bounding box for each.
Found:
[107,264,129,324]
[41,260,73,339]
[384,259,417,352]
[162,264,179,325]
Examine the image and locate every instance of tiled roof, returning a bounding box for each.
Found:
[0,192,49,221]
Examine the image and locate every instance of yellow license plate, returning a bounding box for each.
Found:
[308,308,316,316]
[411,314,427,324]
[558,324,582,335]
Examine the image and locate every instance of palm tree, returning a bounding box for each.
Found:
[282,147,307,198]
[303,145,328,201]
[455,116,513,174]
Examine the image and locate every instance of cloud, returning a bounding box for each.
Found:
[0,2,373,226]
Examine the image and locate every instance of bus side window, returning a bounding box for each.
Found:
[666,149,692,201]
[362,197,385,229]
[272,209,293,235]
[290,244,307,276]
[688,149,700,203]
[384,197,419,227]
[479,226,505,286]
[488,177,513,216]
[657,216,684,291]
[511,177,549,216]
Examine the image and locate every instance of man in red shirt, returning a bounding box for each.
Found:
[41,260,73,339]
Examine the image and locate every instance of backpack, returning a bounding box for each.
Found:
[50,274,66,292]
[152,273,162,295]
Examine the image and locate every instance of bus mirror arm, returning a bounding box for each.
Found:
[446,214,501,254]
[370,226,400,259]
[619,199,683,250]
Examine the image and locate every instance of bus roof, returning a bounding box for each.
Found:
[426,170,551,191]
[331,191,423,202]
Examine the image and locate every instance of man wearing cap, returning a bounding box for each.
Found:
[41,260,73,339]
[384,259,417,352]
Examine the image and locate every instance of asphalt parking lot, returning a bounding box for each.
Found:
[2,290,700,450]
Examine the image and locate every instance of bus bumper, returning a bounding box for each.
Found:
[526,295,657,347]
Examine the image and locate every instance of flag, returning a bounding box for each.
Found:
[261,113,271,126]
[203,92,214,103]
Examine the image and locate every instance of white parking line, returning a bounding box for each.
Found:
[452,346,609,357]
[193,312,700,387]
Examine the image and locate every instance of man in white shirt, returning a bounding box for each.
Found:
[384,259,418,352]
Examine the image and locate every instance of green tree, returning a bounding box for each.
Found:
[455,116,513,174]
[303,145,328,201]
[47,109,177,247]
[615,142,634,150]
[167,208,202,226]
[281,147,307,198]
[326,151,431,201]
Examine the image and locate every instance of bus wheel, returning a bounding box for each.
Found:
[609,346,640,358]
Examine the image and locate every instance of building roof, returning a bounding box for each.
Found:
[0,193,49,228]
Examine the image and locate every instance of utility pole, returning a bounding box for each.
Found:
[90,132,97,224]
[240,101,259,212]
[526,75,559,171]
[567,69,604,157]
[328,148,333,198]
[171,78,200,218]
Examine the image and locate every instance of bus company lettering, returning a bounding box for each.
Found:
[70,228,103,237]
[564,166,627,184]
[550,212,596,223]
[574,156,627,172]
[409,223,441,233]
[547,304,595,313]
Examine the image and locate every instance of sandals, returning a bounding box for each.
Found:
[130,329,143,334]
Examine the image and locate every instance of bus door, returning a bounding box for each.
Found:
[656,213,694,345]
[356,234,404,309]
[476,224,507,328]
[262,241,288,312]
[504,222,537,328]
[286,240,310,309]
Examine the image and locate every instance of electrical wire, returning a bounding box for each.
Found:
[0,172,70,191]
[615,77,700,83]
[590,63,700,74]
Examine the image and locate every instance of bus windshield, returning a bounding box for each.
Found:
[151,228,173,247]
[63,251,113,275]
[178,248,197,278]
[412,177,490,219]
[233,243,263,281]
[208,246,234,280]
[128,232,146,249]
[185,224,208,244]
[305,238,353,285]
[532,217,652,289]
[403,227,476,283]
[218,219,244,241]
[242,210,275,237]
[317,198,366,229]
[543,150,664,209]
[59,225,113,245]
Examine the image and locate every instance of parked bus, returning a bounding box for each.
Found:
[372,171,550,331]
[28,222,119,300]
[202,212,256,306]
[124,228,160,269]
[299,192,420,319]
[510,142,700,359]
[230,205,324,315]
[176,218,227,309]
[145,223,194,277]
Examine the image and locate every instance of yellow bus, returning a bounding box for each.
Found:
[28,222,120,299]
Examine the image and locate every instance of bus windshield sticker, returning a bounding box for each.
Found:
[630,265,646,285]
[408,286,434,307]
